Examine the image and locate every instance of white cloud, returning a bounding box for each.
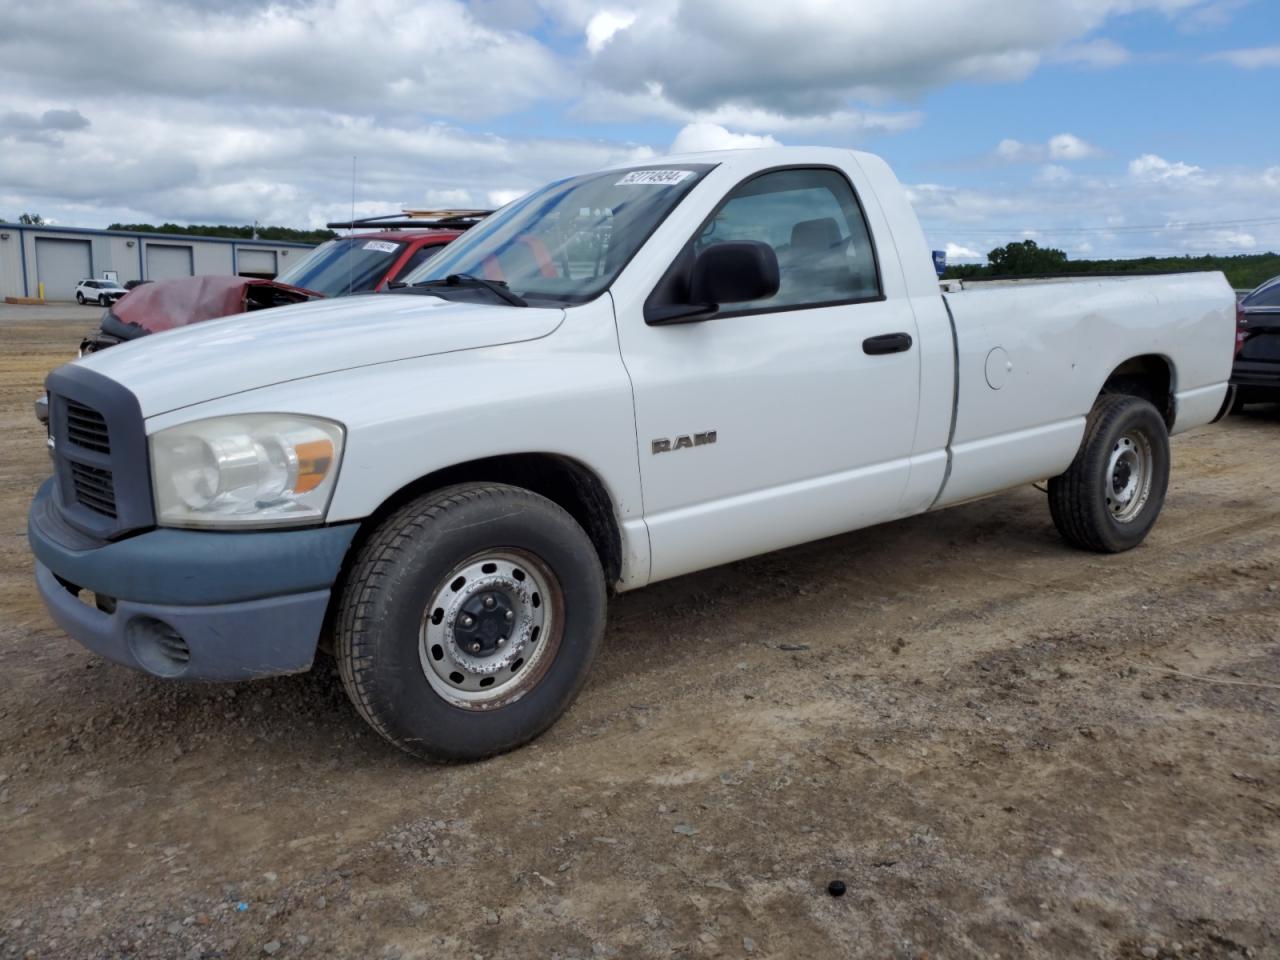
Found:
[1180,0,1250,31]
[1208,45,1280,69]
[487,189,528,207]
[1037,164,1074,183]
[1048,133,1099,160]
[1128,153,1217,185]
[0,0,1252,254]
[914,155,1277,261]
[669,123,779,154]
[996,133,1099,163]
[1051,38,1133,68]
[1205,230,1256,249]
[0,0,570,119]
[574,86,921,137]
[585,10,637,54]
[586,0,1216,117]
[944,242,982,261]
[0,96,659,228]
[996,139,1036,162]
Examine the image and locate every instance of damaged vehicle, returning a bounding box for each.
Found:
[77,210,488,354]
[32,212,488,424]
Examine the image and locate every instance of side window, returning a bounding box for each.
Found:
[694,168,880,312]
[393,244,444,281]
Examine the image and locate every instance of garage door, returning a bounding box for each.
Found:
[146,244,194,280]
[35,238,92,301]
[237,248,278,278]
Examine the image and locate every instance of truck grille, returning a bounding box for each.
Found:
[66,400,111,453]
[46,365,154,541]
[69,461,118,518]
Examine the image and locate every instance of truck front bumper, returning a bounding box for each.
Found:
[29,480,359,681]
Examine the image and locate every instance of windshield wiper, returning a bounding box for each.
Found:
[412,273,527,307]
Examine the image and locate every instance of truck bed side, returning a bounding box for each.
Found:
[935,272,1235,507]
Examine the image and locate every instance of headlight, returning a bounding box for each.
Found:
[150,414,345,529]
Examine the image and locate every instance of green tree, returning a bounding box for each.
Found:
[18,213,44,225]
[985,239,1068,276]
[944,249,1280,289]
[107,221,335,245]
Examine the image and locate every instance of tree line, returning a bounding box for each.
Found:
[945,240,1279,290]
[106,222,336,245]
[1,213,335,246]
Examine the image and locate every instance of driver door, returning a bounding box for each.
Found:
[613,165,922,583]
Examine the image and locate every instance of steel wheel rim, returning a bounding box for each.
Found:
[1105,430,1153,523]
[418,549,561,709]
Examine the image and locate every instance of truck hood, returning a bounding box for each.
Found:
[75,293,565,418]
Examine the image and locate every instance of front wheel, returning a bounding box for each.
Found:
[98,294,109,307]
[334,483,607,761]
[1049,394,1170,552]
[75,292,85,304]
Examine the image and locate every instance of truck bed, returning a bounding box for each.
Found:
[934,271,1235,507]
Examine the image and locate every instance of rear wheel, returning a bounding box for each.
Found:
[1048,395,1170,553]
[334,483,607,761]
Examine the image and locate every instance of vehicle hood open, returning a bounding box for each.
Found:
[76,293,566,418]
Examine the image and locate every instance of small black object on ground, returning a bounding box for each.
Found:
[827,880,846,897]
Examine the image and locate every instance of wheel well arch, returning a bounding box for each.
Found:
[343,453,624,589]
[1100,354,1175,428]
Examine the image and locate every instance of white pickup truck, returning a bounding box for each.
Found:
[29,147,1235,761]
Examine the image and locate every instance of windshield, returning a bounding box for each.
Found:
[403,164,715,305]
[277,236,406,297]
[1244,279,1280,308]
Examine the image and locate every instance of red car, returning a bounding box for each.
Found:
[79,210,488,353]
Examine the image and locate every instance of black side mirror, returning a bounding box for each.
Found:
[691,241,779,306]
[647,240,780,325]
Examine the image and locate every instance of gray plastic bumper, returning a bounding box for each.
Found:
[36,562,330,680]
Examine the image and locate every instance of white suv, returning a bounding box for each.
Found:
[75,279,128,306]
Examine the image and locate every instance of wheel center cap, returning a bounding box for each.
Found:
[1113,460,1132,496]
[454,590,515,657]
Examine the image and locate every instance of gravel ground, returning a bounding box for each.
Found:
[0,305,1277,960]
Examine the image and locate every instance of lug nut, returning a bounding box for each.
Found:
[471,642,482,654]
[504,610,514,622]
[460,614,475,629]
[496,637,505,646]
[483,595,496,609]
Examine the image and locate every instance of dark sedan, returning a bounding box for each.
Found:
[1232,276,1280,409]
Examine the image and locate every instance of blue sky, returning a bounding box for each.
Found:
[0,0,1275,262]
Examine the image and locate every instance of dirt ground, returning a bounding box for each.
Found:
[0,305,1276,960]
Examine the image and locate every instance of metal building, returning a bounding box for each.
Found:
[0,223,315,302]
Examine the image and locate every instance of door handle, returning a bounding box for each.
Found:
[862,332,913,355]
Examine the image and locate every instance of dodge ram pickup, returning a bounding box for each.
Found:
[29,147,1236,761]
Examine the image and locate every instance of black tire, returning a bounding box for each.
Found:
[1049,394,1170,553]
[75,292,85,304]
[98,294,109,307]
[334,483,607,761]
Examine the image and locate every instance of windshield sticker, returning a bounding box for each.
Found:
[362,240,399,253]
[615,169,694,187]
